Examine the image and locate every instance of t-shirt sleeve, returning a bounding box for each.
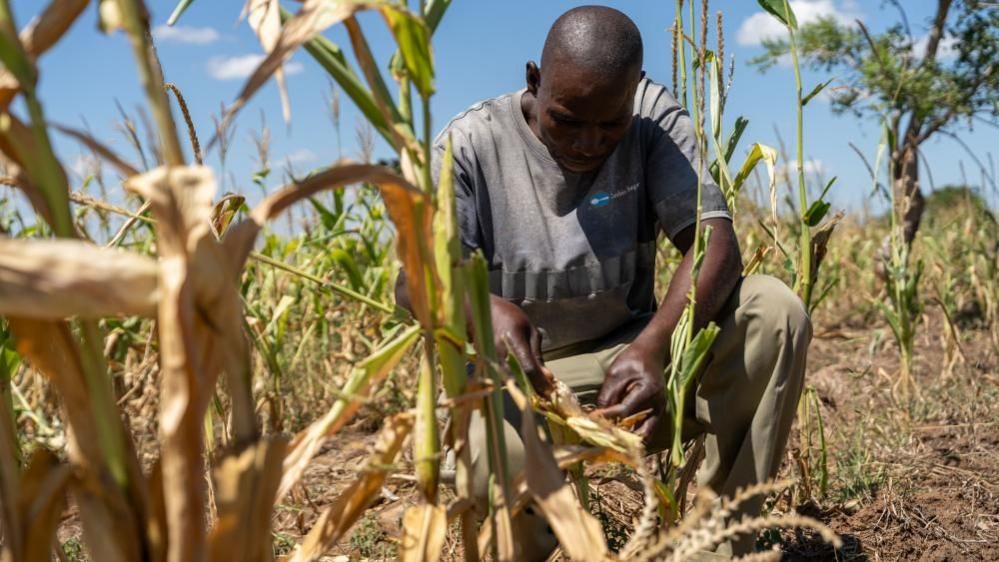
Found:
[431,129,482,254]
[642,85,731,242]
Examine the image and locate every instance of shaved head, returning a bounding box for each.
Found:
[540,6,643,80]
[522,6,644,173]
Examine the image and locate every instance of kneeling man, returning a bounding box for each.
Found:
[407,6,809,559]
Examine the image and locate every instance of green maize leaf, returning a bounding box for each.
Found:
[0,5,36,91]
[286,8,398,147]
[725,117,749,163]
[802,78,833,106]
[756,0,798,28]
[819,176,837,202]
[433,137,468,398]
[307,196,340,230]
[675,323,720,391]
[803,199,831,227]
[506,352,534,402]
[423,0,451,33]
[708,51,721,138]
[732,143,778,196]
[653,477,679,524]
[414,348,440,503]
[262,295,295,337]
[466,252,498,364]
[330,248,365,291]
[710,116,749,187]
[433,137,456,294]
[166,0,196,26]
[807,388,829,497]
[344,15,407,125]
[379,6,434,97]
[733,142,779,229]
[465,253,515,558]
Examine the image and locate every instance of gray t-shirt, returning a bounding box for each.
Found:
[432,78,730,351]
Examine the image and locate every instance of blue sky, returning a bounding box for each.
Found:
[10,0,998,214]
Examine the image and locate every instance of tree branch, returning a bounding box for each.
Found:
[921,0,954,66]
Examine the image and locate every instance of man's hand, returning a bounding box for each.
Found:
[490,296,554,395]
[595,338,667,444]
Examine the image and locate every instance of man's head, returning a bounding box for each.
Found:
[526,6,644,173]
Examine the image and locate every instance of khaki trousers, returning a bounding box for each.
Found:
[468,275,811,560]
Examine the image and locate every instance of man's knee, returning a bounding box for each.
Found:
[740,275,811,340]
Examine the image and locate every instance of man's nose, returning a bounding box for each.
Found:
[573,127,604,156]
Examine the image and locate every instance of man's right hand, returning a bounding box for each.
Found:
[490,296,554,395]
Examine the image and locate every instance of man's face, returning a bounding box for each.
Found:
[531,61,640,174]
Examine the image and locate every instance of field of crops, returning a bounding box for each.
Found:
[0,1,996,561]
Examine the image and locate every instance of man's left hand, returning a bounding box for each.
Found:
[595,339,668,444]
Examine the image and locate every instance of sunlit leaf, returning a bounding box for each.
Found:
[247,0,291,123]
[208,436,289,562]
[802,78,833,106]
[505,381,609,561]
[126,164,249,561]
[0,238,158,319]
[289,7,397,148]
[756,0,797,28]
[400,503,446,562]
[220,0,377,141]
[422,0,451,33]
[413,350,441,503]
[167,0,196,26]
[379,6,434,97]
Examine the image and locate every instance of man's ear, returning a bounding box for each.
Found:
[525,61,540,95]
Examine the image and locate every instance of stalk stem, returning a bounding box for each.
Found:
[786,0,814,308]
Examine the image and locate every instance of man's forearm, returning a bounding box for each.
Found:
[632,218,743,359]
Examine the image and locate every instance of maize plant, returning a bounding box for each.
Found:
[872,119,924,401]
[754,0,840,314]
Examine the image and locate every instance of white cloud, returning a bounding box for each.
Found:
[152,24,219,45]
[206,54,303,80]
[737,0,861,47]
[283,148,317,165]
[70,153,100,179]
[911,34,958,62]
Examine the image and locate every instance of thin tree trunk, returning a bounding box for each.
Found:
[892,143,924,246]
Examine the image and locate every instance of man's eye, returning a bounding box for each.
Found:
[552,114,579,126]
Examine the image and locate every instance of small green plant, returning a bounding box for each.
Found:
[834,422,885,503]
[349,514,394,560]
[873,121,923,401]
[794,386,829,501]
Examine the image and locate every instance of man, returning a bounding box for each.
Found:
[402,5,810,559]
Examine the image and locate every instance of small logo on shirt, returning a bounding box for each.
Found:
[590,192,611,207]
[589,183,639,208]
